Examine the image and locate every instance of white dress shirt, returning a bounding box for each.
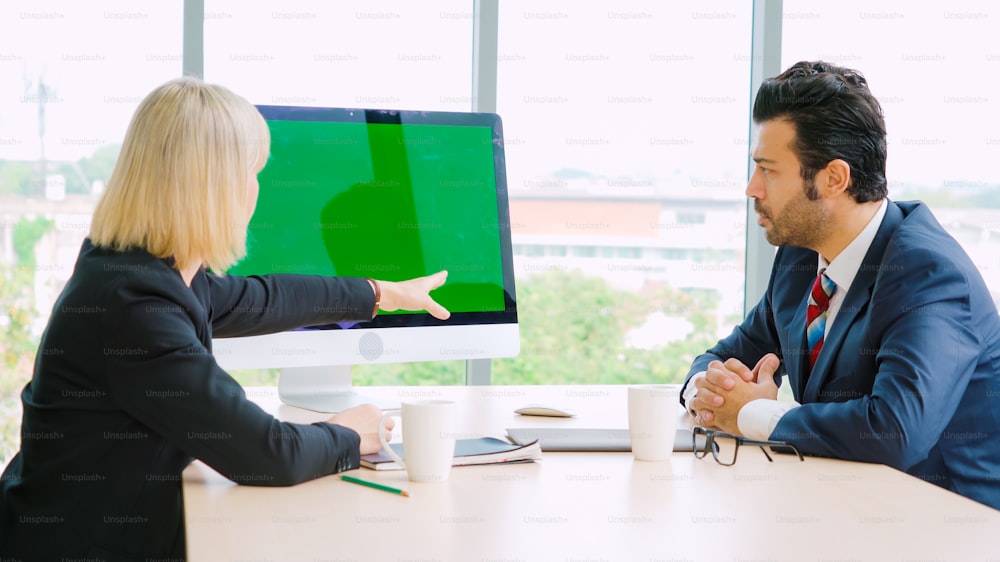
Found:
[684,199,889,440]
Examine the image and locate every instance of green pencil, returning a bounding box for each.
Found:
[341,474,410,497]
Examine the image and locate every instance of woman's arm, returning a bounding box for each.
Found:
[102,285,362,485]
[204,273,375,338]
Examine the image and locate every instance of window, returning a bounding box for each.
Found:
[546,245,568,257]
[782,0,1000,305]
[203,0,476,387]
[677,212,707,225]
[5,1,993,466]
[492,1,752,384]
[617,247,642,259]
[0,0,183,470]
[662,248,688,260]
[204,0,472,110]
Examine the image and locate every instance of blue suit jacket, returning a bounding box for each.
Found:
[685,200,1000,510]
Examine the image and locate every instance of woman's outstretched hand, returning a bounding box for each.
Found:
[376,270,450,320]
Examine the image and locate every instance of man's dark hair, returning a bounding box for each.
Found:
[753,61,888,202]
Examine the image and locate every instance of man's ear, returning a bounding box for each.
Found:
[822,158,852,196]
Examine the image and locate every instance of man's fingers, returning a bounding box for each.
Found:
[693,374,725,406]
[704,367,736,390]
[753,353,781,386]
[693,408,716,427]
[724,357,755,382]
[693,388,724,408]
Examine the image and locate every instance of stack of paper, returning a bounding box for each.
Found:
[361,437,542,471]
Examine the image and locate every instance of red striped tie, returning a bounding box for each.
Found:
[806,271,836,371]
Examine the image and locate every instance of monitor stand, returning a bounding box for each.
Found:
[277,365,400,413]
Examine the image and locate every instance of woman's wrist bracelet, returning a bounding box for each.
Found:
[365,278,381,318]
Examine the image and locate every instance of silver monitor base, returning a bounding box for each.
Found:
[277,365,399,413]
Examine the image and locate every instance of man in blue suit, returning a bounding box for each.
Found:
[683,61,1000,510]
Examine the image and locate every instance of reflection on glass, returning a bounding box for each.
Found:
[493,1,753,384]
[781,0,1000,304]
[0,0,183,469]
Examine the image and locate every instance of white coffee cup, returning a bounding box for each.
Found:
[628,385,681,461]
[379,400,457,482]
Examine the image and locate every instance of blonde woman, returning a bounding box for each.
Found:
[0,77,449,560]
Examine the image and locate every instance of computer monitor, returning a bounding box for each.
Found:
[212,106,519,412]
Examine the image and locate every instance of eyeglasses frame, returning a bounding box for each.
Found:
[692,425,804,466]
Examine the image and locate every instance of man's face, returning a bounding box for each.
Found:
[746,119,831,249]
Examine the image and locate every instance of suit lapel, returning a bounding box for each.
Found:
[802,281,872,401]
[801,201,904,403]
[789,286,812,400]
[772,248,821,402]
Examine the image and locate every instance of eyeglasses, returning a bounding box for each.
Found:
[692,426,804,466]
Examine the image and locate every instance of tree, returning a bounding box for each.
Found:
[492,271,721,385]
[12,216,54,267]
[1,216,56,466]
[0,160,35,195]
[0,142,121,196]
[0,262,37,466]
[78,143,121,192]
[232,270,728,389]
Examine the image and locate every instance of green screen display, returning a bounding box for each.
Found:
[228,110,512,322]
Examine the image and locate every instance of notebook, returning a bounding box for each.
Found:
[505,427,702,452]
[361,437,542,470]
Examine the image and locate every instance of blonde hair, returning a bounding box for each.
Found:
[90,77,270,272]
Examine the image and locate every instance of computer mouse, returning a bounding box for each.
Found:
[514,404,576,418]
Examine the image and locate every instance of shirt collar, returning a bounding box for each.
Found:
[819,198,888,294]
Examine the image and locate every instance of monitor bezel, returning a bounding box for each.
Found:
[251,104,518,330]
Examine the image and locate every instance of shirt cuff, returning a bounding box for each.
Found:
[737,399,800,441]
[682,372,705,415]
